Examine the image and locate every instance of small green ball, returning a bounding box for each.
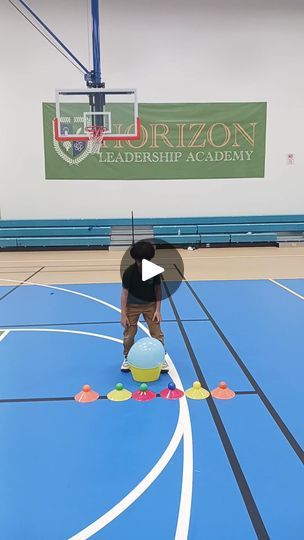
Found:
[140,383,148,392]
[116,383,124,391]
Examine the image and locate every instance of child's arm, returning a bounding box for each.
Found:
[152,284,162,323]
[121,288,130,327]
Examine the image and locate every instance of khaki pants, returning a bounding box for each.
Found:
[123,302,164,357]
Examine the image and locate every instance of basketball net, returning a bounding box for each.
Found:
[86,126,107,154]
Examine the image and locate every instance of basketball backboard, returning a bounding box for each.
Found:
[53,88,140,142]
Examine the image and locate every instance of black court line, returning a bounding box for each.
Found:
[0,318,210,329]
[173,264,304,465]
[163,278,270,540]
[0,396,76,403]
[235,391,257,395]
[0,393,165,404]
[0,267,45,302]
[0,395,107,403]
[0,391,256,404]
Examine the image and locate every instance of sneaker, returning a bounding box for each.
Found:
[120,358,130,372]
[161,355,170,373]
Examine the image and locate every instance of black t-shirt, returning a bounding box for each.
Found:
[122,263,161,304]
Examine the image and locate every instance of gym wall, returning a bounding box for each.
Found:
[1,0,303,219]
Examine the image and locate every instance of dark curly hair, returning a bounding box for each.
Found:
[130,241,155,261]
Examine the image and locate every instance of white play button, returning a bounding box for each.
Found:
[142,259,164,282]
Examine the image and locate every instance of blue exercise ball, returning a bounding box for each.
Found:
[127,337,165,369]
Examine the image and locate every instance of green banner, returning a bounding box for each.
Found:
[43,102,266,180]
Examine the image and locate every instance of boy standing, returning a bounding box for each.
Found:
[120,241,169,373]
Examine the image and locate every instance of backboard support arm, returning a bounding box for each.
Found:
[15,0,104,87]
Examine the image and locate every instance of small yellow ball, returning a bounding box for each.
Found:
[193,381,201,390]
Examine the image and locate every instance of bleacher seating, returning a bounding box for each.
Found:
[0,221,111,248]
[152,215,304,246]
[0,215,303,249]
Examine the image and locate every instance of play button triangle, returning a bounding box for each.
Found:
[142,259,164,282]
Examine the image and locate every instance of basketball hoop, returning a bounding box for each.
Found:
[85,126,107,154]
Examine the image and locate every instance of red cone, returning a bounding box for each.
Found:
[211,381,235,400]
[74,384,100,403]
[132,383,156,402]
[160,382,184,400]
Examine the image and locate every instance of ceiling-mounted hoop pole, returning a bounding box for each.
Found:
[90,0,103,87]
[88,0,104,128]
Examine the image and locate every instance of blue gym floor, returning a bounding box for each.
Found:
[0,278,303,540]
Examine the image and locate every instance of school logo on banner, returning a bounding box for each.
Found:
[43,102,267,180]
[52,120,91,165]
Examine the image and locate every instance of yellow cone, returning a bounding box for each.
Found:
[107,383,132,402]
[185,381,210,400]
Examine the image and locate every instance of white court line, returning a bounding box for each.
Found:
[269,278,304,301]
[0,330,9,342]
[4,327,122,343]
[0,278,122,315]
[0,278,193,540]
[69,411,184,539]
[168,358,193,540]
[4,327,184,537]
